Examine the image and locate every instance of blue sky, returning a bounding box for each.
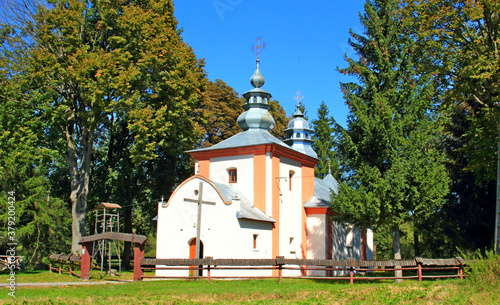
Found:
[173,0,366,128]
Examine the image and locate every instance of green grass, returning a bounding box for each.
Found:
[0,272,498,304]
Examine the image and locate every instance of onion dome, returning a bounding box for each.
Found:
[284,102,317,158]
[237,59,276,131]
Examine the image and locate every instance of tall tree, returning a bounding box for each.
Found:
[2,0,205,253]
[312,101,340,179]
[0,40,71,265]
[332,0,450,278]
[197,79,244,148]
[403,0,500,254]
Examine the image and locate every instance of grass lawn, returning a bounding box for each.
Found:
[0,270,498,304]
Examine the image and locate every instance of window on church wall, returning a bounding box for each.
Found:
[296,132,300,138]
[253,234,258,249]
[289,237,296,254]
[289,170,295,191]
[228,168,237,183]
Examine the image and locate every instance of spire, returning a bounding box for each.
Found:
[284,91,317,159]
[237,37,275,131]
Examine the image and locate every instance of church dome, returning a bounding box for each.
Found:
[284,101,317,159]
[237,58,275,131]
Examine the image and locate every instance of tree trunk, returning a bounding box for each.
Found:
[67,125,92,255]
[121,207,132,270]
[393,224,402,283]
[414,230,420,257]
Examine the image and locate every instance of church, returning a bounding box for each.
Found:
[155,58,373,277]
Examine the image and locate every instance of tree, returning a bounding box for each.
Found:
[2,0,205,254]
[312,101,340,179]
[332,0,450,280]
[402,0,500,254]
[197,79,244,148]
[0,41,71,266]
[269,99,289,140]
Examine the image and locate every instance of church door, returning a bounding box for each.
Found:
[189,239,204,277]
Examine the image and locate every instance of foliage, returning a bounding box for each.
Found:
[312,101,341,179]
[0,45,71,266]
[402,0,500,254]
[373,222,415,260]
[269,99,289,140]
[464,250,500,287]
[197,79,244,148]
[1,0,206,253]
[332,0,450,262]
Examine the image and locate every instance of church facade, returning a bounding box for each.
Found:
[155,59,373,277]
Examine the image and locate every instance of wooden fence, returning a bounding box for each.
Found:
[140,257,467,283]
[49,253,81,278]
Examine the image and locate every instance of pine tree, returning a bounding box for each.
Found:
[332,0,450,279]
[312,101,340,179]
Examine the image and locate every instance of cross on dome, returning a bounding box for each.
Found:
[251,37,266,60]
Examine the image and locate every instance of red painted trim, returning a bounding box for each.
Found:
[190,143,317,168]
[305,207,329,215]
[361,229,367,261]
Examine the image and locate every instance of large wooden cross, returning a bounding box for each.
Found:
[184,182,215,259]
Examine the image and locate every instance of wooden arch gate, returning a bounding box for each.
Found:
[79,232,148,281]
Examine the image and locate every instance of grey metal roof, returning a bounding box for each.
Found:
[153,178,276,223]
[304,175,339,208]
[187,129,290,153]
[211,181,276,223]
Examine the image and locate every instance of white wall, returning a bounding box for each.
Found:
[210,155,254,202]
[156,177,273,277]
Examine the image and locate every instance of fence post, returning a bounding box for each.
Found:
[417,262,422,282]
[347,258,355,284]
[276,256,285,283]
[206,257,213,283]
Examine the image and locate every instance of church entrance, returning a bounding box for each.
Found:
[189,238,204,276]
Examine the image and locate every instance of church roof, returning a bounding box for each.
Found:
[304,174,339,208]
[211,181,276,223]
[187,129,290,153]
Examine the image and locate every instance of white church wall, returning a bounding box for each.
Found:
[266,152,273,216]
[156,177,274,277]
[210,154,254,202]
[367,228,374,260]
[306,214,327,276]
[279,157,303,276]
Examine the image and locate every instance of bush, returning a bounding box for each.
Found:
[465,250,500,286]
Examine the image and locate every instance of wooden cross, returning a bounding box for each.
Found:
[184,182,215,259]
[251,36,266,60]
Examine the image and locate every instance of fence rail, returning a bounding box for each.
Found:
[49,253,81,278]
[140,257,466,283]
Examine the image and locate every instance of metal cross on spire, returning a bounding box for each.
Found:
[293,90,305,108]
[251,36,266,60]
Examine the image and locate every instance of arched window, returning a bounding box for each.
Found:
[296,132,300,138]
